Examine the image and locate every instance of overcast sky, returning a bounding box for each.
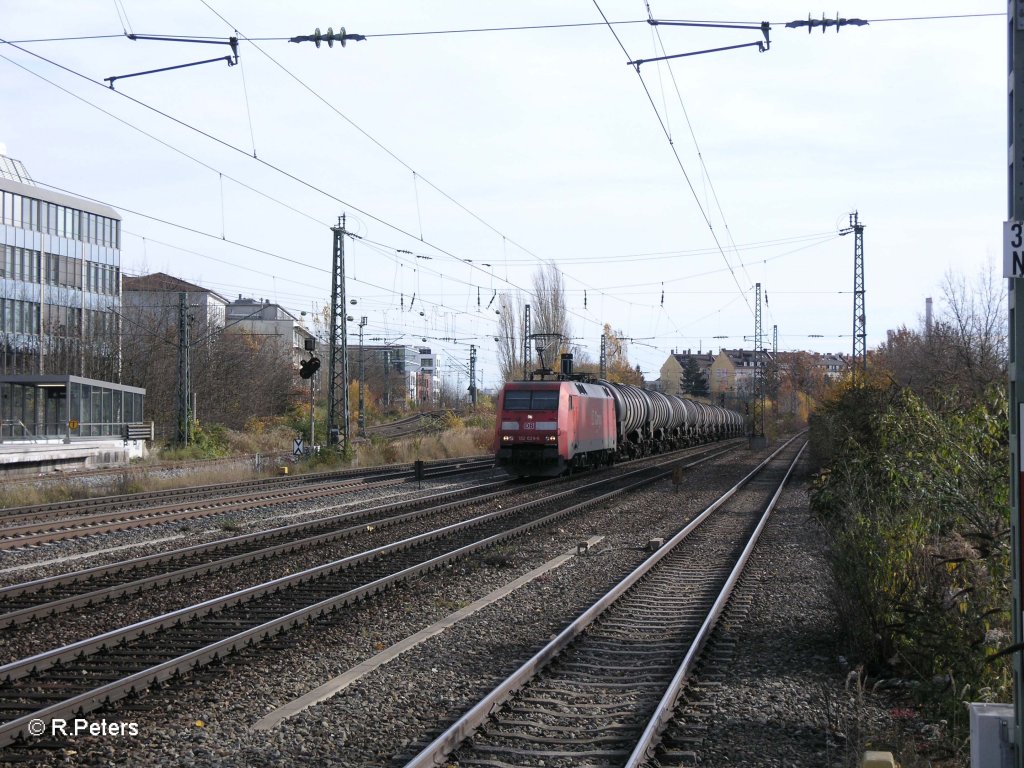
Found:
[0,2,1005,388]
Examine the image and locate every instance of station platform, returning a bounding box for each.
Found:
[0,438,149,478]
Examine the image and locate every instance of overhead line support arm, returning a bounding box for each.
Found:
[105,34,239,89]
[629,21,770,70]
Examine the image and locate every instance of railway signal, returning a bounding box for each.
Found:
[299,356,321,379]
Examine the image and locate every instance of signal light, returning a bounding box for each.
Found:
[299,356,321,379]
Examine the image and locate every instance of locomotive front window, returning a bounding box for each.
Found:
[531,391,559,410]
[503,390,559,410]
[504,391,532,410]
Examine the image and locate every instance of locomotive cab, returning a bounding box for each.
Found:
[494,381,615,478]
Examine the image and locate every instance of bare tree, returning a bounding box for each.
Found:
[531,262,571,368]
[495,263,573,383]
[598,324,642,384]
[940,266,1006,397]
[874,264,1006,410]
[120,302,178,438]
[120,299,296,440]
[496,291,524,383]
[434,375,462,409]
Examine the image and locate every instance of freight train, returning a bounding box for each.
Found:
[493,359,744,478]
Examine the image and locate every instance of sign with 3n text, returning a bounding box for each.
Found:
[1005,220,1024,278]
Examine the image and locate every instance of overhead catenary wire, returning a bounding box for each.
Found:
[0,7,913,376]
[590,0,753,316]
[196,1,562,275]
[0,49,325,229]
[195,0,619,336]
[37,179,503,343]
[102,8,634,359]
[0,13,1003,45]
[0,37,565,350]
[0,38,459,258]
[1,29,612,341]
[644,2,762,296]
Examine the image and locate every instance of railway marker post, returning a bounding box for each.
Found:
[1008,5,1024,762]
[671,464,684,493]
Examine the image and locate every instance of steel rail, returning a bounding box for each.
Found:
[364,411,447,438]
[0,454,493,526]
[1,444,730,680]
[403,434,803,768]
[0,442,737,748]
[624,440,807,766]
[0,441,736,613]
[0,477,517,626]
[0,459,495,550]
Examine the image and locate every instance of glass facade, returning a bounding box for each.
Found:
[0,375,144,440]
[0,191,120,248]
[0,168,122,377]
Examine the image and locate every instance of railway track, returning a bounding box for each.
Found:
[0,457,495,550]
[0,477,519,627]
[0,441,738,749]
[2,414,464,491]
[405,435,805,767]
[0,454,492,527]
[363,411,449,439]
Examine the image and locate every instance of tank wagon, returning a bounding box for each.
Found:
[494,365,743,478]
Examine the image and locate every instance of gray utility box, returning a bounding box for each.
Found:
[970,703,1014,768]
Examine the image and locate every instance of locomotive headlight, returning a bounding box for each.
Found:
[546,435,557,443]
[502,435,512,442]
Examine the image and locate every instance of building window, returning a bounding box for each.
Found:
[10,193,21,227]
[3,192,119,250]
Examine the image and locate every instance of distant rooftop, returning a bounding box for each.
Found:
[123,272,228,304]
[0,155,33,185]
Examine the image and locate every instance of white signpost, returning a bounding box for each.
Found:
[1005,219,1024,278]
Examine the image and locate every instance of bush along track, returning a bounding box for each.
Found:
[810,381,1010,732]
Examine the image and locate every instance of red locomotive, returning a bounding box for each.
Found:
[494,354,743,478]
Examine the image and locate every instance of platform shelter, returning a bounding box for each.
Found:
[0,375,145,441]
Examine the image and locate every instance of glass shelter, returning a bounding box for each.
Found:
[0,375,145,440]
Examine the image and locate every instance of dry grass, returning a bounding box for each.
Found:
[0,460,279,510]
[0,421,496,509]
[352,426,493,467]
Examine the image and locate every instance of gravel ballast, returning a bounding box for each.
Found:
[2,448,934,767]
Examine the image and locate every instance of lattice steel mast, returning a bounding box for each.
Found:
[176,291,190,445]
[469,344,478,406]
[850,211,866,380]
[599,333,608,380]
[751,283,765,438]
[522,304,531,379]
[327,216,350,450]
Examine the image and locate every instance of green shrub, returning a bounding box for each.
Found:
[811,383,1010,718]
[159,423,229,460]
